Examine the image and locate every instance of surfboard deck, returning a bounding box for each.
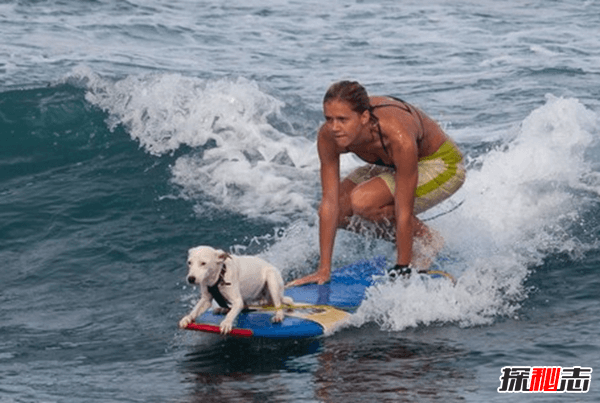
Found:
[184,303,351,338]
[184,257,454,338]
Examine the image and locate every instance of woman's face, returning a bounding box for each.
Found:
[323,100,370,149]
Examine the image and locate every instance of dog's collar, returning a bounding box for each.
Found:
[207,262,231,308]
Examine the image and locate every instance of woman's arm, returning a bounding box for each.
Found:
[392,141,418,266]
[379,111,420,267]
[287,129,340,286]
[316,132,341,281]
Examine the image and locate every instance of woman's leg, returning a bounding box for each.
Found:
[341,176,443,270]
[347,177,395,222]
[411,216,444,271]
[337,177,397,240]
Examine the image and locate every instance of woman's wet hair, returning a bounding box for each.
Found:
[323,80,376,123]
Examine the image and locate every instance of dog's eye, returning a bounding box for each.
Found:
[187,261,191,266]
[200,262,206,266]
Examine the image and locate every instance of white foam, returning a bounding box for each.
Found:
[459,95,598,248]
[69,67,323,221]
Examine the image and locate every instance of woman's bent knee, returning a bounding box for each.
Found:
[349,189,379,219]
[349,178,394,220]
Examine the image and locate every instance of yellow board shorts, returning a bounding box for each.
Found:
[345,140,466,215]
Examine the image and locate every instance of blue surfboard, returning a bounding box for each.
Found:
[184,257,454,338]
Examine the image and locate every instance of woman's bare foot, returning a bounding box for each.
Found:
[286,270,330,287]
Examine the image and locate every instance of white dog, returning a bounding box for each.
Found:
[178,246,293,334]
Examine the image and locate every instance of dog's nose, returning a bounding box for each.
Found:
[187,276,196,284]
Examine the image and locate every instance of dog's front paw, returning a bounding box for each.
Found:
[179,315,193,329]
[219,320,233,334]
[272,310,285,323]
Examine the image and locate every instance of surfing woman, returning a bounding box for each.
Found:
[288,81,465,286]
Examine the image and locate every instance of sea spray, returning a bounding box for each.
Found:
[70,68,322,221]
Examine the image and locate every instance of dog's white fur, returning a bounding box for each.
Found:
[178,246,293,334]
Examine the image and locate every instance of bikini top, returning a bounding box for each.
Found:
[371,96,425,168]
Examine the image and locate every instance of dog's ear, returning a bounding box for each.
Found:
[217,250,231,262]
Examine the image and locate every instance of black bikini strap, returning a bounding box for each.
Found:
[371,96,425,156]
[376,121,389,157]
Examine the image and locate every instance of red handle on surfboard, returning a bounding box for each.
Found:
[185,322,254,337]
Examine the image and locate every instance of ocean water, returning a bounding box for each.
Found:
[1,0,599,402]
